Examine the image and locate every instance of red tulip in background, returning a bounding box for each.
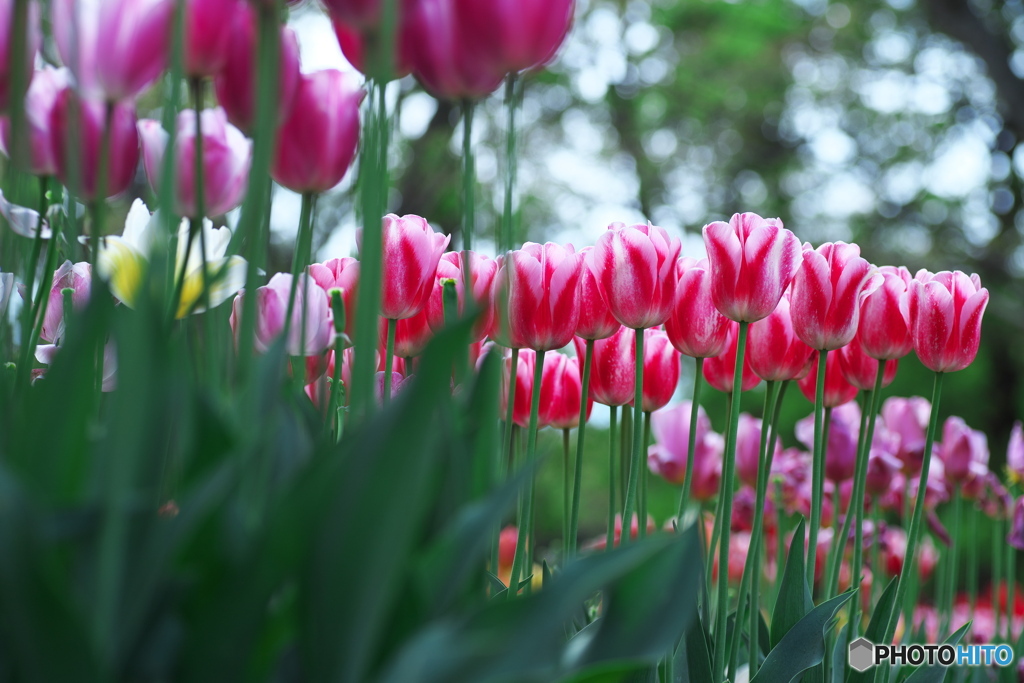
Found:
[425,251,497,340]
[539,351,590,430]
[635,328,679,412]
[490,242,583,351]
[798,349,857,408]
[453,0,574,75]
[747,292,814,382]
[378,213,451,320]
[702,322,760,393]
[664,257,730,359]
[382,308,433,358]
[183,0,239,78]
[647,402,723,501]
[1,67,69,177]
[50,86,139,200]
[0,0,39,111]
[573,326,632,407]
[838,335,898,391]
[575,247,619,341]
[272,69,363,194]
[138,108,251,218]
[309,257,360,344]
[214,4,301,132]
[789,241,874,351]
[408,0,504,100]
[590,222,681,330]
[702,212,802,323]
[859,266,914,360]
[908,270,989,373]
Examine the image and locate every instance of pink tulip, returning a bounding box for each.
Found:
[309,257,360,345]
[790,242,874,351]
[797,350,857,408]
[378,213,451,320]
[575,246,620,341]
[572,326,633,407]
[590,222,680,330]
[747,292,814,381]
[272,69,363,194]
[539,351,590,430]
[702,321,760,393]
[49,86,139,200]
[214,5,301,132]
[0,66,69,176]
[454,0,574,75]
[323,0,390,30]
[883,467,949,514]
[425,251,497,341]
[1009,421,1024,483]
[938,416,989,486]
[500,348,537,428]
[305,347,357,408]
[1009,498,1024,551]
[330,14,416,78]
[408,0,504,100]
[490,242,582,351]
[882,527,939,580]
[880,396,932,474]
[837,335,898,391]
[32,260,91,344]
[702,212,802,323]
[859,266,913,360]
[647,401,723,501]
[633,328,679,412]
[735,413,778,488]
[664,257,730,359]
[865,449,902,496]
[139,108,251,218]
[797,401,859,482]
[0,0,40,111]
[381,308,432,359]
[230,273,333,356]
[53,0,172,102]
[908,270,989,373]
[35,338,118,392]
[183,0,239,77]
[375,370,410,405]
[773,447,813,516]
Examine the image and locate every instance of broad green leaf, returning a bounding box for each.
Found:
[683,611,713,683]
[848,577,899,683]
[902,622,970,683]
[771,517,813,649]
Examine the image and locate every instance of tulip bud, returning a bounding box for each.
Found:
[310,257,359,345]
[790,242,874,351]
[837,335,898,391]
[797,350,857,408]
[702,321,760,393]
[408,0,504,100]
[453,0,574,75]
[858,266,913,360]
[539,351,590,430]
[1,66,69,176]
[377,213,451,321]
[633,328,679,412]
[230,272,333,356]
[664,257,730,359]
[375,369,409,405]
[747,292,814,382]
[908,270,989,373]
[865,449,902,496]
[572,326,633,407]
[575,246,619,341]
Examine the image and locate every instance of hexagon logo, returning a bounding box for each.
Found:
[848,637,875,673]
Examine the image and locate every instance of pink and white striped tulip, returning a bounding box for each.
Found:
[539,351,590,430]
[383,308,433,358]
[1,66,69,177]
[797,350,857,408]
[702,321,760,393]
[309,257,360,345]
[500,348,538,428]
[859,266,913,360]
[908,270,988,373]
[664,257,730,359]
[572,326,633,407]
[0,0,40,111]
[425,251,498,341]
[591,221,680,330]
[790,242,874,351]
[183,0,240,77]
[838,335,898,391]
[575,246,619,341]
[634,328,679,412]
[378,213,451,320]
[230,273,333,356]
[747,292,814,382]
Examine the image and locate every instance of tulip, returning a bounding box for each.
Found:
[453,0,574,75]
[407,0,504,100]
[634,328,678,412]
[377,214,451,321]
[498,524,518,569]
[53,0,173,102]
[381,308,432,359]
[736,413,777,488]
[572,326,633,407]
[425,251,497,340]
[491,242,583,351]
[575,246,619,341]
[1009,421,1024,484]
[330,13,416,78]
[0,0,40,111]
[0,67,68,176]
[183,0,239,78]
[647,402,723,501]
[797,401,859,482]
[702,321,760,393]
[797,350,857,408]
[539,351,590,430]
[938,416,989,486]
[747,292,814,382]
[374,370,410,404]
[35,337,118,391]
[49,87,139,201]
[138,108,251,218]
[590,222,680,330]
[664,257,731,359]
[859,266,914,360]
[305,347,357,408]
[29,260,91,345]
[230,273,333,356]
[309,257,359,345]
[271,69,363,194]
[908,270,989,373]
[1008,497,1024,551]
[790,242,874,351]
[882,527,939,581]
[880,396,932,473]
[500,348,537,429]
[702,212,802,323]
[838,335,898,391]
[865,449,902,496]
[214,5,301,132]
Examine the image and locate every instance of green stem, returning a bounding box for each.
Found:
[967,503,978,637]
[621,328,646,543]
[507,352,546,599]
[562,428,571,559]
[677,357,705,521]
[607,405,619,549]
[1007,529,1016,642]
[712,320,749,683]
[500,73,518,253]
[16,176,51,392]
[706,392,732,591]
[461,99,474,252]
[640,411,651,539]
[871,502,882,608]
[994,516,1003,639]
[807,349,829,589]
[569,339,593,557]
[775,478,786,606]
[282,191,316,341]
[825,390,870,602]
[876,372,945,682]
[190,78,210,308]
[941,485,961,636]
[383,318,396,407]
[90,102,114,269]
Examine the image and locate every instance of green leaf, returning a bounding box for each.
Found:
[902,622,970,683]
[848,578,898,683]
[771,517,812,649]
[751,590,855,683]
[682,611,713,683]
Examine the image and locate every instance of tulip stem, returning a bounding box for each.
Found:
[90,102,115,270]
[677,358,705,522]
[706,392,731,591]
[825,391,869,603]
[807,349,829,590]
[461,99,475,252]
[508,352,546,599]
[941,485,961,636]
[16,176,51,393]
[495,348,520,572]
[712,320,748,683]
[608,405,619,550]
[562,428,571,559]
[569,338,593,557]
[383,318,396,407]
[871,503,882,607]
[621,328,647,544]
[1007,525,1016,641]
[282,191,316,347]
[500,73,519,253]
[639,411,651,539]
[876,371,944,683]
[967,503,978,636]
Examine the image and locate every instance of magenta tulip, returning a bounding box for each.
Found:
[454,0,574,75]
[230,273,333,356]
[880,396,932,473]
[747,292,814,382]
[0,0,40,111]
[183,0,239,77]
[634,328,679,412]
[859,265,913,360]
[838,335,898,391]
[908,270,989,373]
[272,69,363,194]
[53,0,172,102]
[500,348,537,428]
[323,0,388,30]
[376,213,450,320]
[0,66,69,176]
[575,246,619,341]
[797,349,857,408]
[736,413,767,488]
[572,326,633,407]
[214,5,301,132]
[590,222,680,330]
[408,0,504,100]
[702,321,760,393]
[539,351,590,430]
[1008,497,1024,551]
[331,14,416,78]
[50,86,139,200]
[865,449,902,496]
[647,401,723,501]
[664,257,730,359]
[33,260,91,344]
[382,308,432,358]
[938,416,989,486]
[309,257,360,345]
[790,242,874,351]
[491,242,583,351]
[797,401,859,482]
[425,251,497,340]
[139,107,251,218]
[702,212,802,323]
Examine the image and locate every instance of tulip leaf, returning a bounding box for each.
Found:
[682,611,714,683]
[902,621,970,683]
[771,518,813,649]
[846,577,898,683]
